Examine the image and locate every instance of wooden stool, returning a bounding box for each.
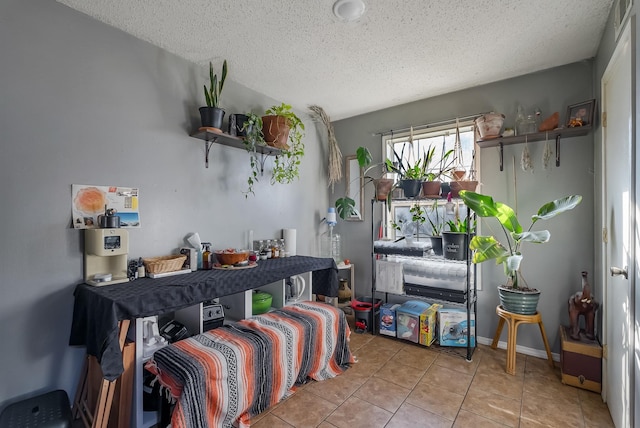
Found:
[491,305,554,375]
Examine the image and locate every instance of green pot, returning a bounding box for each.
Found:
[498,286,540,315]
[252,290,272,315]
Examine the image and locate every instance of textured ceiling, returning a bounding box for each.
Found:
[57,0,613,120]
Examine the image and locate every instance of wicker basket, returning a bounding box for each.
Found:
[143,255,187,274]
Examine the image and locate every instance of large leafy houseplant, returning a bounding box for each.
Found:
[263,103,305,184]
[459,190,582,291]
[335,146,395,219]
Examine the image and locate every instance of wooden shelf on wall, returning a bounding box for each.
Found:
[190,128,282,168]
[477,125,592,171]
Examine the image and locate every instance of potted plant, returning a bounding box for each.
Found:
[262,103,305,184]
[425,200,445,255]
[388,202,426,244]
[459,190,582,314]
[386,144,440,198]
[241,113,265,197]
[422,146,455,198]
[335,146,395,220]
[199,60,228,131]
[442,215,475,261]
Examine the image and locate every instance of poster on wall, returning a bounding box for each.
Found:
[71,184,141,229]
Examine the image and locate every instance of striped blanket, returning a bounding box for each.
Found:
[146,301,354,428]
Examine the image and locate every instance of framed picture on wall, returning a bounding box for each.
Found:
[566,99,596,128]
[344,155,364,221]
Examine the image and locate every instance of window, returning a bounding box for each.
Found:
[384,121,477,183]
[381,120,478,241]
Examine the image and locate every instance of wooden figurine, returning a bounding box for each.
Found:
[568,271,599,340]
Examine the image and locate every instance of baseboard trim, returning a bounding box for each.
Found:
[477,336,560,362]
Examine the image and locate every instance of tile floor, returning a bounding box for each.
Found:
[249,329,614,428]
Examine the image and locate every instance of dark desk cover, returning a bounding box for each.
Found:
[69,256,338,380]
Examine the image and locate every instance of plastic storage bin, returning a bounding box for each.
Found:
[0,389,72,428]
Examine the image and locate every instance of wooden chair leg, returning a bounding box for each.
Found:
[505,318,517,375]
[538,320,554,368]
[492,317,506,349]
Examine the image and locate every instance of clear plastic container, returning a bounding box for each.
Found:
[320,230,341,262]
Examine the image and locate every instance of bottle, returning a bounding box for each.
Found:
[320,229,341,263]
[137,257,146,278]
[273,240,280,258]
[202,244,212,270]
[279,239,287,257]
[266,240,273,258]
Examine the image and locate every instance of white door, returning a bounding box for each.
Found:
[601,23,634,428]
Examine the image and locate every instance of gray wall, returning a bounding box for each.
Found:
[332,62,595,353]
[0,0,330,407]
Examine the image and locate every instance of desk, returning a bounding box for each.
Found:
[69,256,338,381]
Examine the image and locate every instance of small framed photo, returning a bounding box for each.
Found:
[566,99,596,128]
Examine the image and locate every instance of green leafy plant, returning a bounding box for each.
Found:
[241,113,265,197]
[335,146,395,219]
[265,103,305,184]
[459,190,582,289]
[388,144,446,180]
[446,216,474,233]
[203,60,227,108]
[426,200,444,236]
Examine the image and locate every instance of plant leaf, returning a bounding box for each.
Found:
[532,195,582,223]
[335,197,356,220]
[513,230,550,243]
[469,235,510,264]
[459,191,521,233]
[356,147,372,168]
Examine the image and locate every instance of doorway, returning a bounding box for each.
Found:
[600,20,635,428]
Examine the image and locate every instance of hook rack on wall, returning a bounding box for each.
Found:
[478,126,592,171]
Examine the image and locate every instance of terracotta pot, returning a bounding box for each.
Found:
[262,115,290,149]
[373,178,394,201]
[450,180,478,198]
[421,181,441,198]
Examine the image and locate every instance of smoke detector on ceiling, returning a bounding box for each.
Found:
[333,0,366,22]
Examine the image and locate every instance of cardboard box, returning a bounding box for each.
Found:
[419,303,442,347]
[439,308,475,347]
[560,325,602,392]
[380,303,401,337]
[396,300,431,343]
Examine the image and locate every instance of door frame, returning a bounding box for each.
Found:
[599,17,636,426]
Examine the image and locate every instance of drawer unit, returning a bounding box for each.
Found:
[560,325,602,393]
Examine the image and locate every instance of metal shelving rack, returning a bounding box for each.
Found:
[370,198,477,361]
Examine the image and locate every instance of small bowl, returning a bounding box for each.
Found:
[214,249,250,265]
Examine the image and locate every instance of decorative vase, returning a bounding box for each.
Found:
[429,236,443,256]
[498,286,541,315]
[199,106,225,131]
[338,279,352,303]
[399,179,422,198]
[262,115,290,149]
[421,181,441,198]
[373,178,394,201]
